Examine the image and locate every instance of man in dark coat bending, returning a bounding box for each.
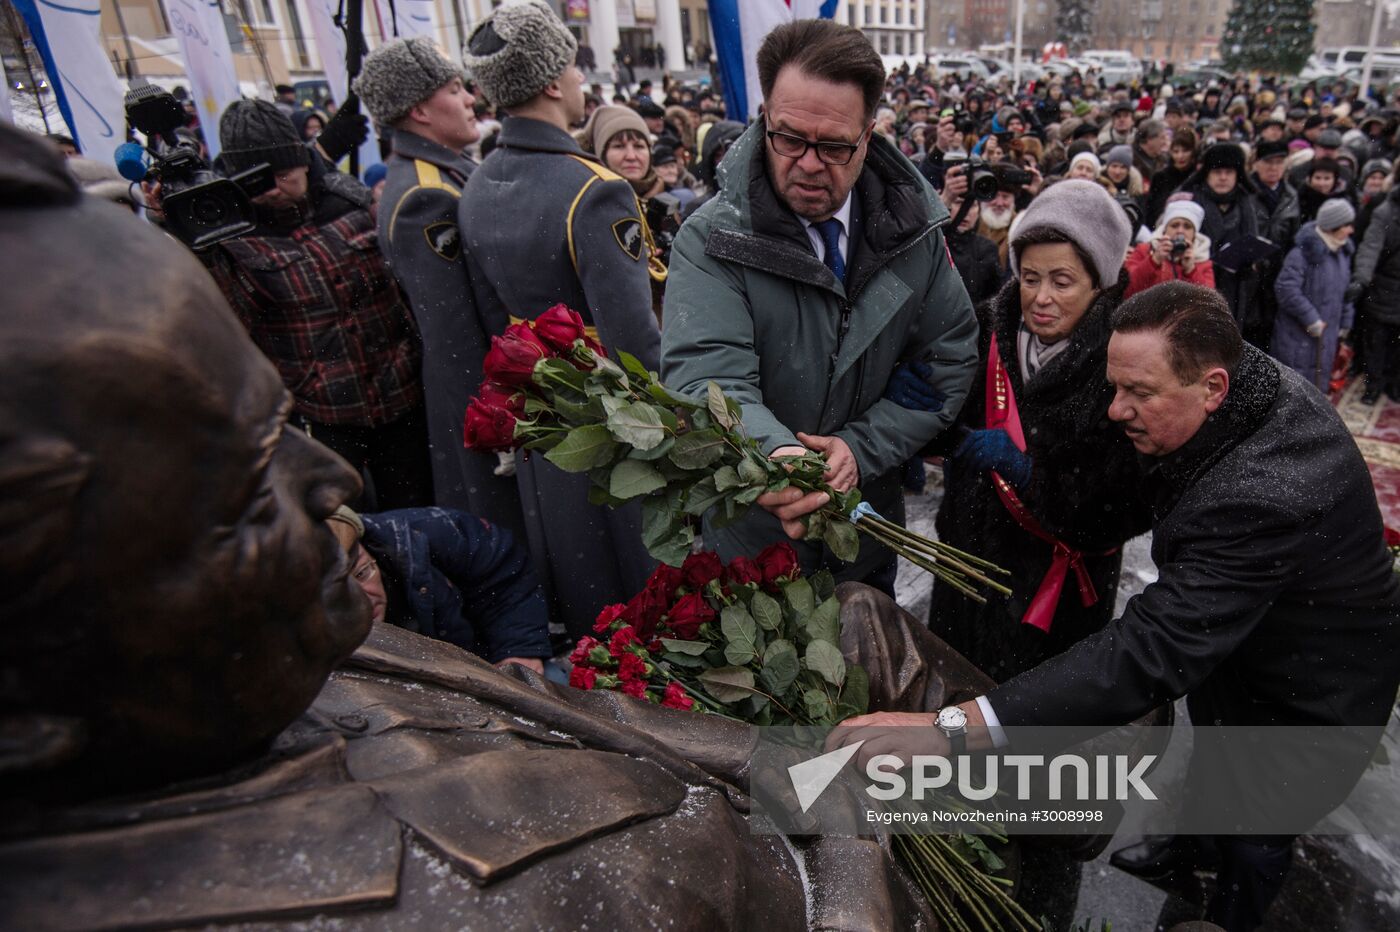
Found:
[832,283,1400,932]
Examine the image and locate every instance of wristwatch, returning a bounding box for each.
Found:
[935,705,968,756]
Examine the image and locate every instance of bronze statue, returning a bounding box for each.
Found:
[0,123,997,930]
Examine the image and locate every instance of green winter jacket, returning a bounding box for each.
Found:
[661,121,978,576]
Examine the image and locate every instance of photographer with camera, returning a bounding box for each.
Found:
[1124,197,1216,298]
[202,99,433,511]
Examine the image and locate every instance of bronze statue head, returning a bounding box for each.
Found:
[0,126,371,795]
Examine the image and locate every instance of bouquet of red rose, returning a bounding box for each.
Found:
[567,543,867,726]
[464,305,1008,601]
[569,543,1038,932]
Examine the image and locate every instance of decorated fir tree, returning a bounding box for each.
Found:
[1221,0,1315,75]
[1054,0,1095,54]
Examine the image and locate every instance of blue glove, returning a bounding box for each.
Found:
[952,428,1032,492]
[884,361,945,412]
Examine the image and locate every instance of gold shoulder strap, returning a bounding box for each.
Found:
[563,156,668,284]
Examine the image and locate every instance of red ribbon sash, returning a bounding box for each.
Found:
[985,333,1102,633]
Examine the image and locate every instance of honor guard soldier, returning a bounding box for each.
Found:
[354,38,525,539]
[460,1,663,640]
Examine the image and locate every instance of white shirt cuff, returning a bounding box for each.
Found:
[975,695,1009,749]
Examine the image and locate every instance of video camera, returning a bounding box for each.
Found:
[121,85,274,251]
[944,154,1035,201]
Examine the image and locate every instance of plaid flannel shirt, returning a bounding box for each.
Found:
[210,206,423,427]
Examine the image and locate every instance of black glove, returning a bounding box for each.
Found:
[884,361,946,412]
[1344,281,1365,305]
[317,93,371,163]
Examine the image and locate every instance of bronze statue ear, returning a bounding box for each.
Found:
[0,714,86,777]
[0,434,91,616]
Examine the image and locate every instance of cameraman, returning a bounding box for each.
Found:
[202,99,433,510]
[1123,197,1215,298]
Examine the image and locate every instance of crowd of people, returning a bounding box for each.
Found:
[35,4,1400,931]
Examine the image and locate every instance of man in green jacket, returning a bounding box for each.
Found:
[660,19,978,591]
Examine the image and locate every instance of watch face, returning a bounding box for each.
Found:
[938,706,968,730]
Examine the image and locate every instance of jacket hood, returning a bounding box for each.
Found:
[1294,220,1355,262]
[698,120,744,189]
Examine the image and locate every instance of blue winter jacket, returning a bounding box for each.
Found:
[361,508,552,663]
[1272,221,1355,388]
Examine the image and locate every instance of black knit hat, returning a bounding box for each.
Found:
[219,99,311,174]
[1254,139,1288,161]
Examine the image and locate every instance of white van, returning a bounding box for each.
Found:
[1080,50,1143,86]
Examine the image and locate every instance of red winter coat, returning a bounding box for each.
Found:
[1123,241,1215,299]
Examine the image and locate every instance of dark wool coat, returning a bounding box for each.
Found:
[1352,185,1400,327]
[1272,221,1356,387]
[1178,173,1267,338]
[946,226,1005,308]
[929,277,1153,683]
[990,348,1400,829]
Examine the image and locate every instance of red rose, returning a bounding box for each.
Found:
[617,652,648,682]
[646,563,685,600]
[1386,526,1400,548]
[661,681,695,711]
[609,625,642,657]
[477,381,525,413]
[725,556,763,588]
[533,304,588,353]
[625,586,668,640]
[620,678,649,700]
[568,636,600,665]
[757,542,800,588]
[682,551,725,590]
[666,591,716,640]
[483,322,551,386]
[462,396,518,452]
[593,603,628,634]
[568,665,597,690]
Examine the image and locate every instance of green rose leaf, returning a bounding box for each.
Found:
[837,663,870,718]
[660,638,710,656]
[750,591,783,632]
[784,577,815,617]
[699,666,757,704]
[616,349,654,382]
[684,477,728,516]
[806,596,841,645]
[610,459,667,500]
[803,688,836,723]
[758,638,800,695]
[811,569,837,603]
[714,465,743,491]
[669,428,729,470]
[629,436,676,461]
[737,456,768,486]
[606,401,667,451]
[545,424,619,472]
[720,604,759,666]
[804,639,846,689]
[707,381,734,430]
[822,519,860,563]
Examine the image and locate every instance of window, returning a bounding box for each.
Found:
[284,0,310,68]
[1206,23,1215,35]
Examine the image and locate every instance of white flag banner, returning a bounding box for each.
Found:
[303,0,380,171]
[0,55,13,124]
[165,0,242,158]
[13,0,127,166]
[373,0,439,43]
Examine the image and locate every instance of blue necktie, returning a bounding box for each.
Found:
[814,217,846,283]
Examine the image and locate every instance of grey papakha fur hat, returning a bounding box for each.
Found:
[462,1,577,110]
[353,37,462,127]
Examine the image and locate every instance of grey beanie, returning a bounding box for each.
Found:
[1316,198,1356,232]
[1010,179,1132,288]
[1105,144,1133,167]
[463,0,576,109]
[354,37,462,127]
[219,99,311,174]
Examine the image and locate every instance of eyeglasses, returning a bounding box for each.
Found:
[766,128,867,166]
[352,561,379,584]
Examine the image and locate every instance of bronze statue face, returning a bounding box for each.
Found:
[0,125,370,791]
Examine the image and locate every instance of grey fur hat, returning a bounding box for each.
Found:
[1009,179,1133,288]
[353,37,462,127]
[463,0,576,109]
